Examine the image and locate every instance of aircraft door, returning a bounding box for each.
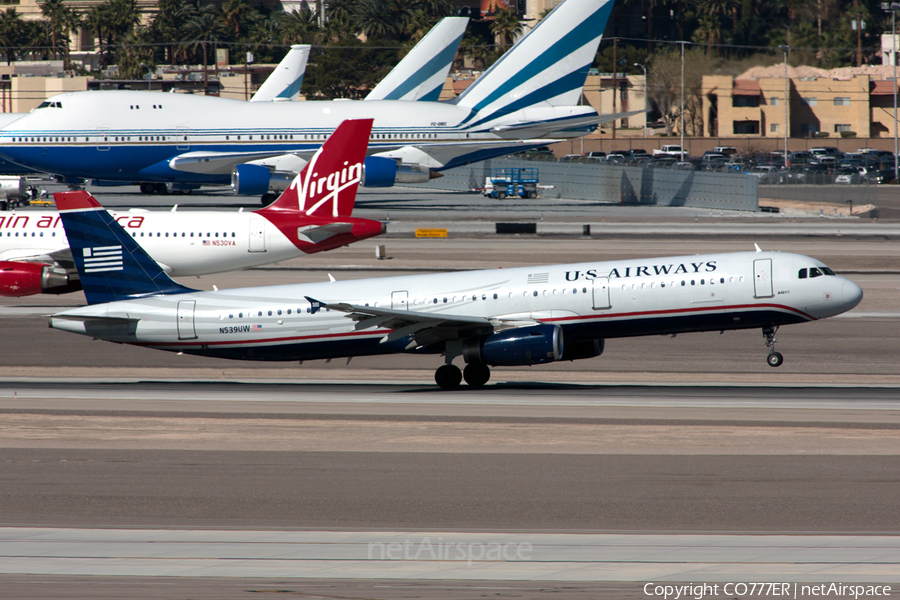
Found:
[96,128,109,151]
[249,219,266,252]
[592,276,611,310]
[391,291,409,310]
[176,126,189,150]
[754,259,774,298]
[177,300,197,340]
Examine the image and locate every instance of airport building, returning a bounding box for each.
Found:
[702,67,900,140]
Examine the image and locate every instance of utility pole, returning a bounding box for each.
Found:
[612,38,617,140]
[779,45,790,169]
[680,41,685,159]
[634,62,647,138]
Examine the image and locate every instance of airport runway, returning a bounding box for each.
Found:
[1,217,898,597]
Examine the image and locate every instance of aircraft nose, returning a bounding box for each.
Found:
[842,278,863,311]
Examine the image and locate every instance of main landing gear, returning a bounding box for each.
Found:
[140,183,169,195]
[763,325,784,367]
[434,363,491,389]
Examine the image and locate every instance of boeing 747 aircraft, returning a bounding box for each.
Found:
[49,192,863,389]
[0,119,384,297]
[0,0,625,200]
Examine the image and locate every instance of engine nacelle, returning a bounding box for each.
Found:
[463,324,563,366]
[231,164,271,196]
[0,176,26,199]
[360,156,398,188]
[232,157,433,195]
[0,261,77,297]
[563,339,604,361]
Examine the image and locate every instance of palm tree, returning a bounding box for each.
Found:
[280,6,321,45]
[181,2,225,87]
[40,0,74,67]
[219,0,257,42]
[490,8,522,50]
[0,9,25,65]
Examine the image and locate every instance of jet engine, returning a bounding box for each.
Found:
[0,261,78,297]
[562,338,604,361]
[231,157,435,196]
[462,324,563,366]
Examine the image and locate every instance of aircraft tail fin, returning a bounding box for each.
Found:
[257,118,373,218]
[250,44,310,102]
[365,17,468,102]
[454,0,613,127]
[54,191,197,305]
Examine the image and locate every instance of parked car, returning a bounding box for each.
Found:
[653,145,687,158]
[585,151,607,159]
[834,166,867,184]
[712,146,738,156]
[866,168,896,184]
[749,165,780,183]
[810,146,842,159]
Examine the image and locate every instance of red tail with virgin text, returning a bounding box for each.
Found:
[257,119,373,218]
[254,119,384,254]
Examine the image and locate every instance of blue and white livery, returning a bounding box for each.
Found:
[365,17,468,102]
[0,0,630,197]
[250,44,311,103]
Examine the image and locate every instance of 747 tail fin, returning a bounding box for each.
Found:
[454,0,614,129]
[250,44,311,102]
[365,17,468,102]
[257,118,374,218]
[54,191,196,305]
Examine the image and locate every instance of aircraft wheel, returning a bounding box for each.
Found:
[463,363,490,388]
[435,364,462,389]
[497,191,506,200]
[526,191,536,199]
[261,193,276,206]
[154,183,169,195]
[139,183,154,195]
[767,352,784,367]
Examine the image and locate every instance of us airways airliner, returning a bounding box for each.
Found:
[0,0,625,199]
[0,119,384,297]
[49,193,863,389]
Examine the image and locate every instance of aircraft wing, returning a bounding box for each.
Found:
[490,110,646,139]
[307,297,495,349]
[168,150,314,175]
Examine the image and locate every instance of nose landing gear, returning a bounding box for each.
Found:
[763,325,784,367]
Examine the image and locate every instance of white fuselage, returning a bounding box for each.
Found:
[0,209,300,276]
[50,251,863,363]
[0,92,594,182]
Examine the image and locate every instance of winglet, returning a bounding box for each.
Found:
[54,190,197,305]
[754,243,762,253]
[256,119,374,218]
[305,296,323,314]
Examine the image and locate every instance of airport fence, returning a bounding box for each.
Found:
[414,159,759,212]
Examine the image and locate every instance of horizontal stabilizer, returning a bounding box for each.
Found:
[53,190,197,305]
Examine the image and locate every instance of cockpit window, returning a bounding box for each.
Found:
[35,101,61,109]
[809,267,822,278]
[36,101,51,109]
[798,268,807,279]
[821,266,836,276]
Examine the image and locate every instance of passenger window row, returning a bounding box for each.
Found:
[3,231,56,237]
[621,276,742,290]
[129,231,236,238]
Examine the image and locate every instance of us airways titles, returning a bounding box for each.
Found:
[565,260,718,281]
